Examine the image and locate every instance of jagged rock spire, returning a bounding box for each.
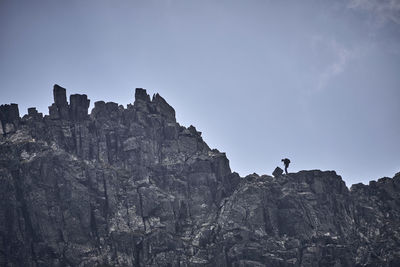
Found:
[48,84,90,121]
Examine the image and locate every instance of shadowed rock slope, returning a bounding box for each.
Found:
[0,85,399,266]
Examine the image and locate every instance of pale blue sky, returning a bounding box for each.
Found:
[1,0,399,186]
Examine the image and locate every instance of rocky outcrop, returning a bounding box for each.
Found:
[350,175,400,266]
[69,94,90,121]
[48,84,70,120]
[0,85,399,266]
[0,103,20,135]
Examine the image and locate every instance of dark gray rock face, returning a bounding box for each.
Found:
[49,84,70,120]
[0,85,399,266]
[0,104,20,135]
[69,94,90,121]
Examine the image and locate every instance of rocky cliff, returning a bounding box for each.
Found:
[0,85,399,267]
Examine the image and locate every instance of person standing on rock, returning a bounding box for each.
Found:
[281,158,290,174]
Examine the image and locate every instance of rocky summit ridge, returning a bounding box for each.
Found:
[0,85,399,267]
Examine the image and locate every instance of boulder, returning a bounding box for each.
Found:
[272,166,283,177]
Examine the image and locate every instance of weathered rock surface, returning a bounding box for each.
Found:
[0,85,399,266]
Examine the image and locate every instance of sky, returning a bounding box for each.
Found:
[1,0,399,186]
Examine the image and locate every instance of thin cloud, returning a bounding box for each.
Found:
[312,37,354,92]
[317,43,352,91]
[347,0,400,25]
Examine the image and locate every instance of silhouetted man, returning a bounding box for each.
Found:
[281,158,290,174]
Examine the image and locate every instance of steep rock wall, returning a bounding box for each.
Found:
[0,85,399,266]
